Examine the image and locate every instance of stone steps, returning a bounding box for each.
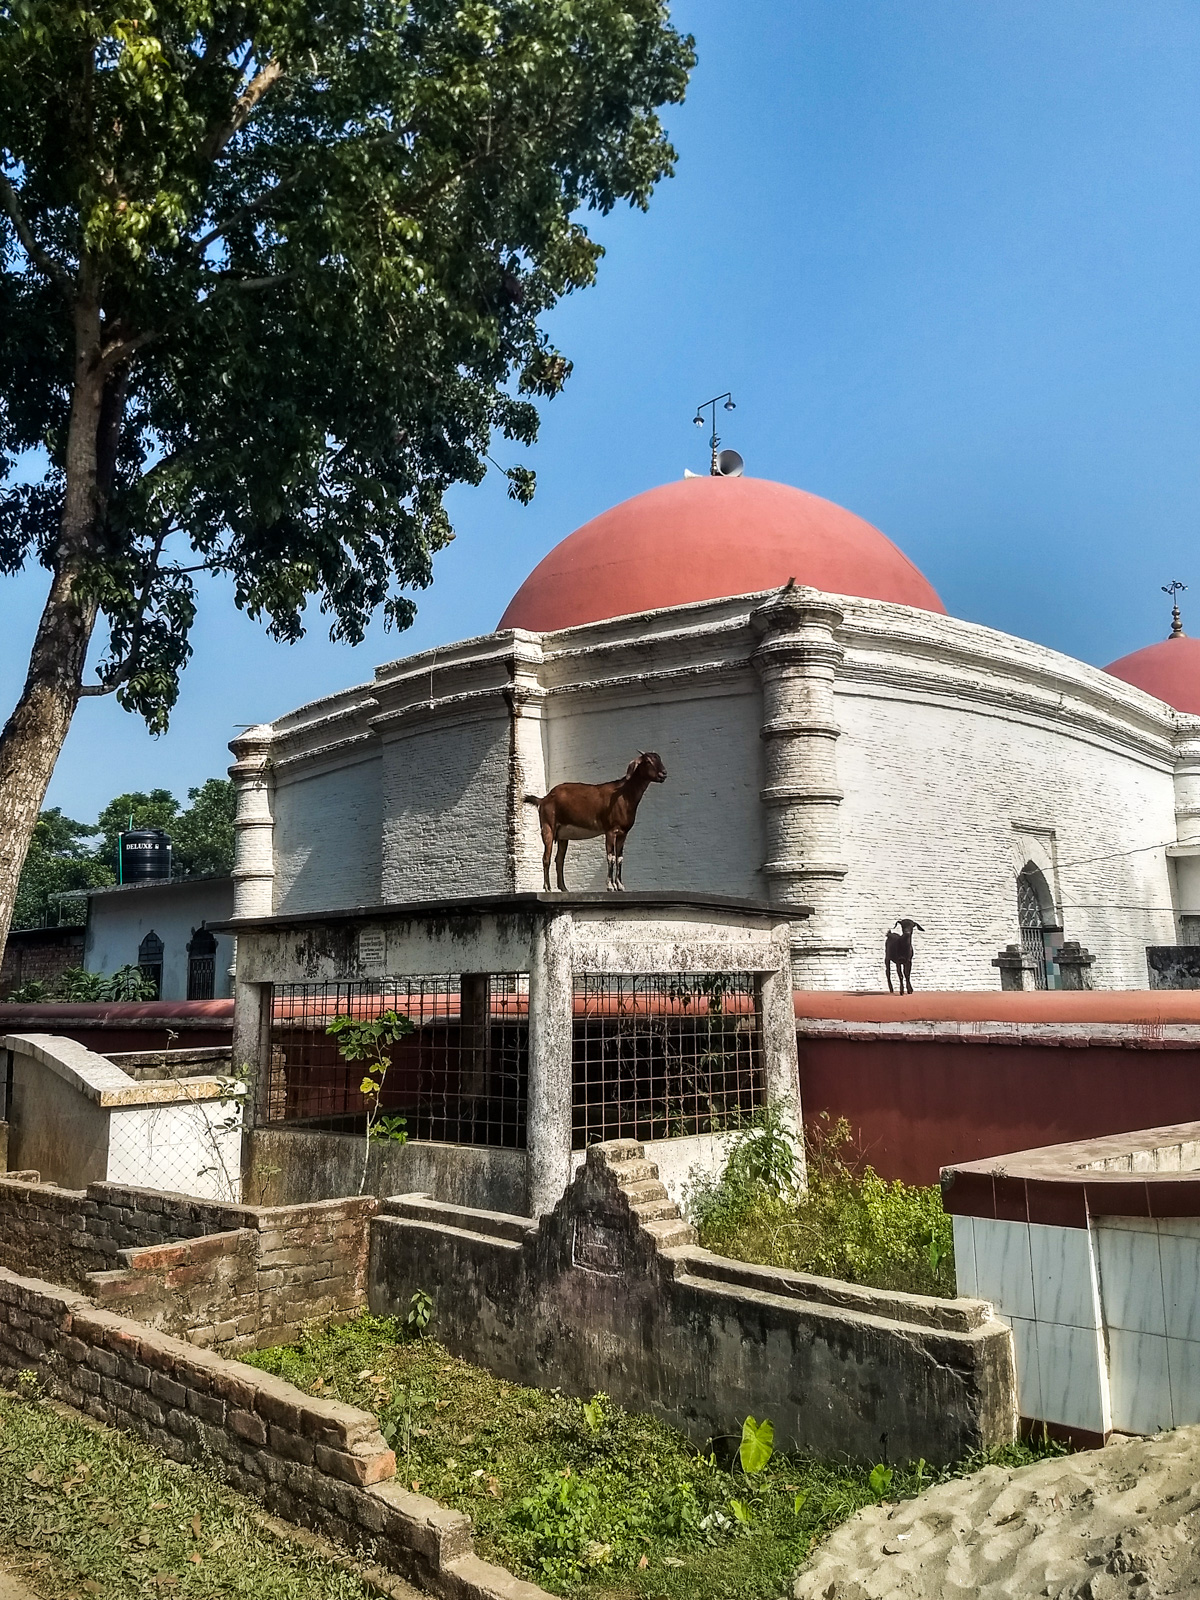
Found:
[590,1139,697,1248]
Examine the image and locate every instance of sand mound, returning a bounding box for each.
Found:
[794,1426,1200,1599]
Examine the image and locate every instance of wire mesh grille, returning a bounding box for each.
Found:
[572,972,763,1149]
[267,976,528,1147]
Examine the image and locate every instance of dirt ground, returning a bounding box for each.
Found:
[793,1426,1200,1599]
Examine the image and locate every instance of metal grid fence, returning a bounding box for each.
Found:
[571,972,764,1149]
[267,976,529,1148]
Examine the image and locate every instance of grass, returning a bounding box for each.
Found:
[685,1111,957,1298]
[243,1313,1064,1600]
[0,1384,375,1599]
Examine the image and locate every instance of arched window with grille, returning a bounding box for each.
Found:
[186,927,218,1001]
[1017,864,1058,990]
[137,930,164,999]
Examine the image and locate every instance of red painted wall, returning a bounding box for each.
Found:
[0,1001,233,1055]
[795,992,1200,1185]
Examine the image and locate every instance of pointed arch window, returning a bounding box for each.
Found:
[1017,864,1059,990]
[187,927,217,1001]
[137,930,164,999]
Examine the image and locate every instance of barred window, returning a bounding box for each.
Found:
[267,976,528,1148]
[571,972,764,1148]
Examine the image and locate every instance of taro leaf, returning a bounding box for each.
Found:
[738,1415,774,1475]
[869,1462,894,1498]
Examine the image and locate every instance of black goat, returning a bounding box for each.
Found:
[885,919,924,995]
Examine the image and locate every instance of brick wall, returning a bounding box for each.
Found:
[0,1266,547,1600]
[0,929,86,998]
[0,1175,375,1352]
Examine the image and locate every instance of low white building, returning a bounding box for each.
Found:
[84,877,235,1000]
[227,473,1200,992]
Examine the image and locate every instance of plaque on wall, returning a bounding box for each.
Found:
[356,928,387,974]
[572,1217,626,1276]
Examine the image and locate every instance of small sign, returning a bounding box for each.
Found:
[572,1217,625,1276]
[357,928,386,973]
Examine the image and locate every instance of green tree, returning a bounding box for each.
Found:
[0,0,694,956]
[94,777,235,875]
[171,778,236,876]
[11,805,113,928]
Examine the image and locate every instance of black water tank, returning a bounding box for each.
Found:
[119,829,173,883]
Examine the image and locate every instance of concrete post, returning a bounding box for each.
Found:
[460,973,491,1112]
[1056,941,1096,991]
[526,909,575,1217]
[751,588,850,988]
[992,944,1036,990]
[232,979,274,1128]
[758,931,806,1187]
[228,726,275,921]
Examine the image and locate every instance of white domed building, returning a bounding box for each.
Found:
[229,474,1200,991]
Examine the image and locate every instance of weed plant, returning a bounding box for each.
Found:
[685,1110,957,1298]
[243,1313,1062,1600]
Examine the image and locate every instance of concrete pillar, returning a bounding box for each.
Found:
[758,931,806,1188]
[751,588,850,988]
[228,726,275,921]
[504,639,548,893]
[460,973,491,1109]
[1056,941,1096,991]
[526,909,574,1216]
[992,944,1036,990]
[232,977,274,1126]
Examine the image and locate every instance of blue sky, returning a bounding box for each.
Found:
[6,0,1200,819]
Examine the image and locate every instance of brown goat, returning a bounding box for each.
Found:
[524,752,667,891]
[885,918,924,994]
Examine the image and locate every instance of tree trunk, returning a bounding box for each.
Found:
[0,571,100,952]
[0,299,108,960]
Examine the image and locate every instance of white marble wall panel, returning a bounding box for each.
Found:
[1094,1216,1200,1431]
[951,1215,977,1296]
[972,1216,1036,1320]
[973,1215,1110,1433]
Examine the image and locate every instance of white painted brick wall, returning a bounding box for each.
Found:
[380,713,512,900]
[273,757,382,914]
[532,682,766,896]
[836,690,1177,990]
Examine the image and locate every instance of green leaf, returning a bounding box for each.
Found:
[868,1462,894,1499]
[729,1497,753,1526]
[738,1415,774,1475]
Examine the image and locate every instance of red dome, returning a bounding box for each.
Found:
[497,476,945,632]
[1104,635,1200,714]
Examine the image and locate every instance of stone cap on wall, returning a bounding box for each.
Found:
[941,1120,1200,1230]
[3,1034,244,1109]
[214,889,805,935]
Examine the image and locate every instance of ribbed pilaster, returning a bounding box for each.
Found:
[751,590,850,987]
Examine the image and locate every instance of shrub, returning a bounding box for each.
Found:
[6,963,158,1003]
[687,1112,955,1298]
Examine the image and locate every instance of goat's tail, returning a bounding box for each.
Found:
[523,794,542,807]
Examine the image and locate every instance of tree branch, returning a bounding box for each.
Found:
[203,57,285,161]
[80,522,174,693]
[0,171,73,298]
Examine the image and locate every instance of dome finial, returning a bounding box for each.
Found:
[692,392,737,475]
[1163,579,1187,638]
